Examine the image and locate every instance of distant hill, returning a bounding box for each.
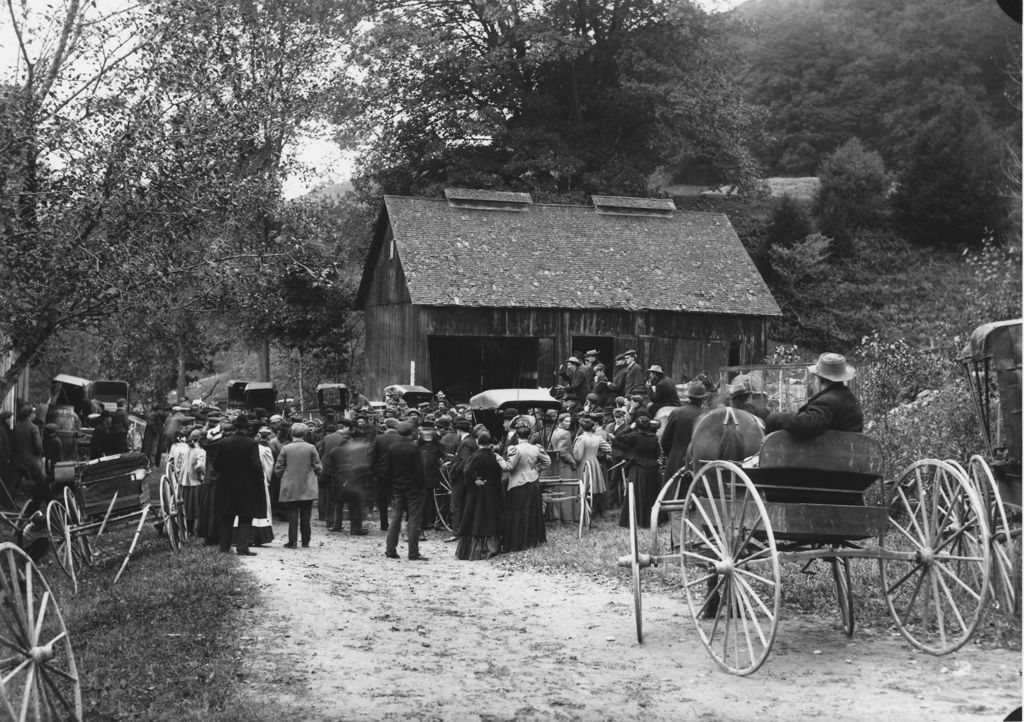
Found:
[728,0,1021,175]
[305,181,354,201]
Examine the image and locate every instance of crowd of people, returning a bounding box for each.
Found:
[0,350,862,564]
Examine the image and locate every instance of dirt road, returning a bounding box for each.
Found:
[236,520,1021,721]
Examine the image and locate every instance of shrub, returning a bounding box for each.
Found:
[813,138,891,253]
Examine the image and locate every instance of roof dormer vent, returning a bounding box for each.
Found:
[444,188,533,212]
[591,195,675,217]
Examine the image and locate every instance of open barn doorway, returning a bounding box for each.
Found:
[428,336,540,404]
[570,336,615,370]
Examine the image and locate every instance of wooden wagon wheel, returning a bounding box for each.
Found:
[627,481,643,644]
[433,462,454,534]
[830,557,855,637]
[158,477,183,553]
[578,470,593,540]
[880,459,991,655]
[680,460,781,676]
[0,542,83,721]
[969,456,1020,615]
[44,503,78,596]
[61,489,92,568]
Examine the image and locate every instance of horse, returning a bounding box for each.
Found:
[688,406,765,472]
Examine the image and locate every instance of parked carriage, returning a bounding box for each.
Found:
[316,383,349,418]
[93,379,129,412]
[45,452,183,593]
[620,429,991,675]
[383,384,434,409]
[956,318,1022,616]
[226,380,250,410]
[244,382,277,413]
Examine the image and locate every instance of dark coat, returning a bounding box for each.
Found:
[765,383,863,437]
[648,375,681,415]
[213,433,267,519]
[370,431,401,479]
[623,429,661,469]
[661,403,704,478]
[386,436,423,490]
[417,437,445,489]
[622,363,646,397]
[609,366,628,397]
[564,367,589,401]
[458,448,504,537]
[734,399,768,421]
[12,419,42,472]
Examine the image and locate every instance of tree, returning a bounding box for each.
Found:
[759,193,814,263]
[891,99,1012,247]
[812,138,890,253]
[336,0,762,200]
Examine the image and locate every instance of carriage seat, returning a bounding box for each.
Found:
[749,430,884,506]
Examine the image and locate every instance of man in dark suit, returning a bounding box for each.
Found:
[660,382,708,481]
[562,356,589,405]
[448,418,478,541]
[12,405,46,513]
[646,365,681,416]
[766,353,863,436]
[370,420,401,531]
[212,416,266,556]
[621,349,646,397]
[384,422,427,560]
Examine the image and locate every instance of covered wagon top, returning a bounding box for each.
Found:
[356,190,781,316]
[469,388,562,411]
[958,319,1022,368]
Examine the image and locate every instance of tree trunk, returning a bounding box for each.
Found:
[257,338,271,382]
[176,342,187,401]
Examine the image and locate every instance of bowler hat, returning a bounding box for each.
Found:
[684,381,708,399]
[808,353,856,383]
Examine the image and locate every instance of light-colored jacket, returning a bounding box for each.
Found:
[274,440,322,502]
[506,440,550,491]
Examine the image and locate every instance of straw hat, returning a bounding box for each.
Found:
[808,353,856,383]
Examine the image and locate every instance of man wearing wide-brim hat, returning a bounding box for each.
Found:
[727,379,768,422]
[765,353,863,437]
[660,381,709,481]
[645,364,681,417]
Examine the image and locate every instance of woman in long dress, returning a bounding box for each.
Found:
[503,425,550,552]
[456,432,505,560]
[234,427,275,546]
[545,413,579,522]
[573,418,612,519]
[617,416,663,529]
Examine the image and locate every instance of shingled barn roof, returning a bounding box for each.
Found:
[356,192,780,316]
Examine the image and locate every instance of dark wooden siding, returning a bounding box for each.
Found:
[364,226,411,307]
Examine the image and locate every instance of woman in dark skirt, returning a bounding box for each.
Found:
[195,423,225,544]
[617,416,663,529]
[503,425,550,552]
[456,432,505,560]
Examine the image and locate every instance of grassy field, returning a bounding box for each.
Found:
[29,527,282,721]
[494,512,1022,649]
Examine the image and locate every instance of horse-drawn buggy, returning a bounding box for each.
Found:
[45,451,183,594]
[956,318,1021,616]
[316,383,349,418]
[621,404,992,675]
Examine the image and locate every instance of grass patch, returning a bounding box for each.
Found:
[32,527,285,721]
[495,515,1022,650]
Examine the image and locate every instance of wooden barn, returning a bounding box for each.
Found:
[355,189,781,402]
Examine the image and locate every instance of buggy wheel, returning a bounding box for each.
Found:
[969,456,1020,615]
[44,503,78,594]
[831,557,855,636]
[650,469,688,556]
[627,481,643,644]
[578,472,593,540]
[61,489,92,568]
[680,461,781,676]
[0,542,83,721]
[159,477,182,553]
[880,459,990,654]
[433,463,453,533]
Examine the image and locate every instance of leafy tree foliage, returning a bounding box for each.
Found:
[813,138,890,251]
[337,0,763,199]
[733,0,1021,175]
[761,193,813,259]
[891,101,1010,247]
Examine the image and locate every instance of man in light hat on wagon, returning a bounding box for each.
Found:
[645,364,680,416]
[765,353,863,437]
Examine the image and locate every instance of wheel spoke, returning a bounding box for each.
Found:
[734,566,776,588]
[885,561,924,597]
[683,572,716,589]
[888,516,926,551]
[696,476,727,552]
[683,518,722,559]
[930,573,946,647]
[733,572,776,621]
[732,577,769,648]
[933,559,982,601]
[731,487,751,554]
[932,567,969,633]
[18,665,33,721]
[24,563,34,647]
[38,666,77,716]
[0,634,26,654]
[33,592,50,644]
[896,486,927,543]
[39,663,77,685]
[3,657,31,685]
[698,575,728,633]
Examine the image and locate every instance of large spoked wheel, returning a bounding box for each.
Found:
[61,489,92,568]
[969,456,1020,615]
[831,557,855,636]
[433,463,453,533]
[159,476,183,553]
[0,542,83,721]
[680,461,781,676]
[627,481,643,644]
[578,470,593,540]
[44,503,78,594]
[880,459,991,654]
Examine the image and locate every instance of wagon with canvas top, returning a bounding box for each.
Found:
[954,318,1022,616]
[45,451,183,593]
[620,429,991,675]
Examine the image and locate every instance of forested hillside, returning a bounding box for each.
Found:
[729,0,1020,175]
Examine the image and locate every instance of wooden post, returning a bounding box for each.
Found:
[257,338,271,382]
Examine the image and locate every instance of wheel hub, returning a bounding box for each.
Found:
[917,547,934,565]
[714,559,734,575]
[30,643,54,664]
